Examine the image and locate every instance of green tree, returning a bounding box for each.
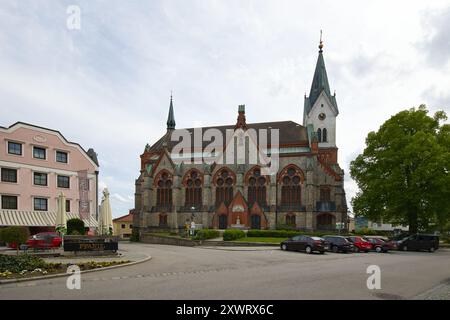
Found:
[350,105,450,233]
[67,218,85,235]
[0,227,30,255]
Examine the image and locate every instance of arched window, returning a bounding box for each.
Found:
[317,128,322,142]
[156,171,172,209]
[215,168,235,206]
[286,213,296,226]
[159,214,168,226]
[246,167,267,207]
[320,186,331,201]
[184,170,203,208]
[280,167,302,208]
[322,128,327,142]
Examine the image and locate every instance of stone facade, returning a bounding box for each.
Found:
[133,41,348,234]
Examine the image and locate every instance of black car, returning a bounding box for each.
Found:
[280,236,328,254]
[322,236,353,253]
[397,234,439,252]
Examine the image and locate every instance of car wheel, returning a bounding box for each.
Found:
[332,246,338,253]
[429,247,435,253]
[354,246,360,253]
[281,244,287,251]
[305,246,312,254]
[402,246,408,251]
[375,246,382,253]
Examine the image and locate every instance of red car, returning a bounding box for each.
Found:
[25,232,62,249]
[8,232,62,250]
[346,236,372,253]
[364,237,391,253]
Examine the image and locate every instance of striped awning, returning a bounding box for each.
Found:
[0,210,98,228]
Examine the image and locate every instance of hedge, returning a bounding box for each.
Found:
[67,218,85,235]
[192,229,220,240]
[0,255,47,273]
[223,229,245,241]
[0,226,30,253]
[247,230,352,238]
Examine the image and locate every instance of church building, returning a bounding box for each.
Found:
[133,39,348,233]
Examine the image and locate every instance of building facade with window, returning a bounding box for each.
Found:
[133,40,348,233]
[113,212,133,239]
[0,122,99,233]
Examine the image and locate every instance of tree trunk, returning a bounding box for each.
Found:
[408,210,418,234]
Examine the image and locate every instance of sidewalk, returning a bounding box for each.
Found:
[43,250,149,264]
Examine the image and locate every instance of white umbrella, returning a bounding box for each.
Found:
[99,188,113,235]
[55,192,66,233]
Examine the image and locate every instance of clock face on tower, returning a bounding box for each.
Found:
[318,113,326,120]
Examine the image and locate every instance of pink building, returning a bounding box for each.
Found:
[0,122,99,233]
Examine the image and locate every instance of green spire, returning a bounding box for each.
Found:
[308,36,331,108]
[166,93,176,130]
[303,31,338,120]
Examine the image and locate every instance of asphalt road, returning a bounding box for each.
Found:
[1,242,449,300]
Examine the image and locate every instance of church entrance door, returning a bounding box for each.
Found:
[250,215,261,229]
[219,215,228,229]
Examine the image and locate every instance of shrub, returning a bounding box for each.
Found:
[247,230,301,238]
[0,227,29,254]
[67,218,85,235]
[192,229,220,240]
[130,228,140,242]
[223,229,245,241]
[0,255,46,273]
[354,227,380,236]
[246,229,344,238]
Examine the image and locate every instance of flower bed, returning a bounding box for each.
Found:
[0,254,130,279]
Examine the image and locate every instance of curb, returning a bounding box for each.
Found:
[0,254,152,285]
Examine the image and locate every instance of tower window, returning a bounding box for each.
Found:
[322,128,327,142]
[317,128,322,142]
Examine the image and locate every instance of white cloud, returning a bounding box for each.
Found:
[1,0,449,217]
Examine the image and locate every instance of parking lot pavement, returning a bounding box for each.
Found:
[0,243,449,300]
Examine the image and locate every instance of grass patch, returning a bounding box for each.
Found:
[234,237,287,244]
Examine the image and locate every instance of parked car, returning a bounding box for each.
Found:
[322,236,353,253]
[280,235,329,254]
[24,232,62,250]
[364,237,390,253]
[346,236,372,253]
[365,235,398,250]
[397,234,439,252]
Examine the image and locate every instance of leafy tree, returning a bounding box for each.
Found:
[0,227,30,255]
[350,105,450,233]
[67,218,85,235]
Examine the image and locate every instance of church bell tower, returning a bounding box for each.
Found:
[303,32,339,148]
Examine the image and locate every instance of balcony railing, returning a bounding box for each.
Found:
[150,205,173,213]
[177,205,205,212]
[316,201,336,212]
[277,204,306,212]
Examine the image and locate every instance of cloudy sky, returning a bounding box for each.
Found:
[1,0,449,218]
